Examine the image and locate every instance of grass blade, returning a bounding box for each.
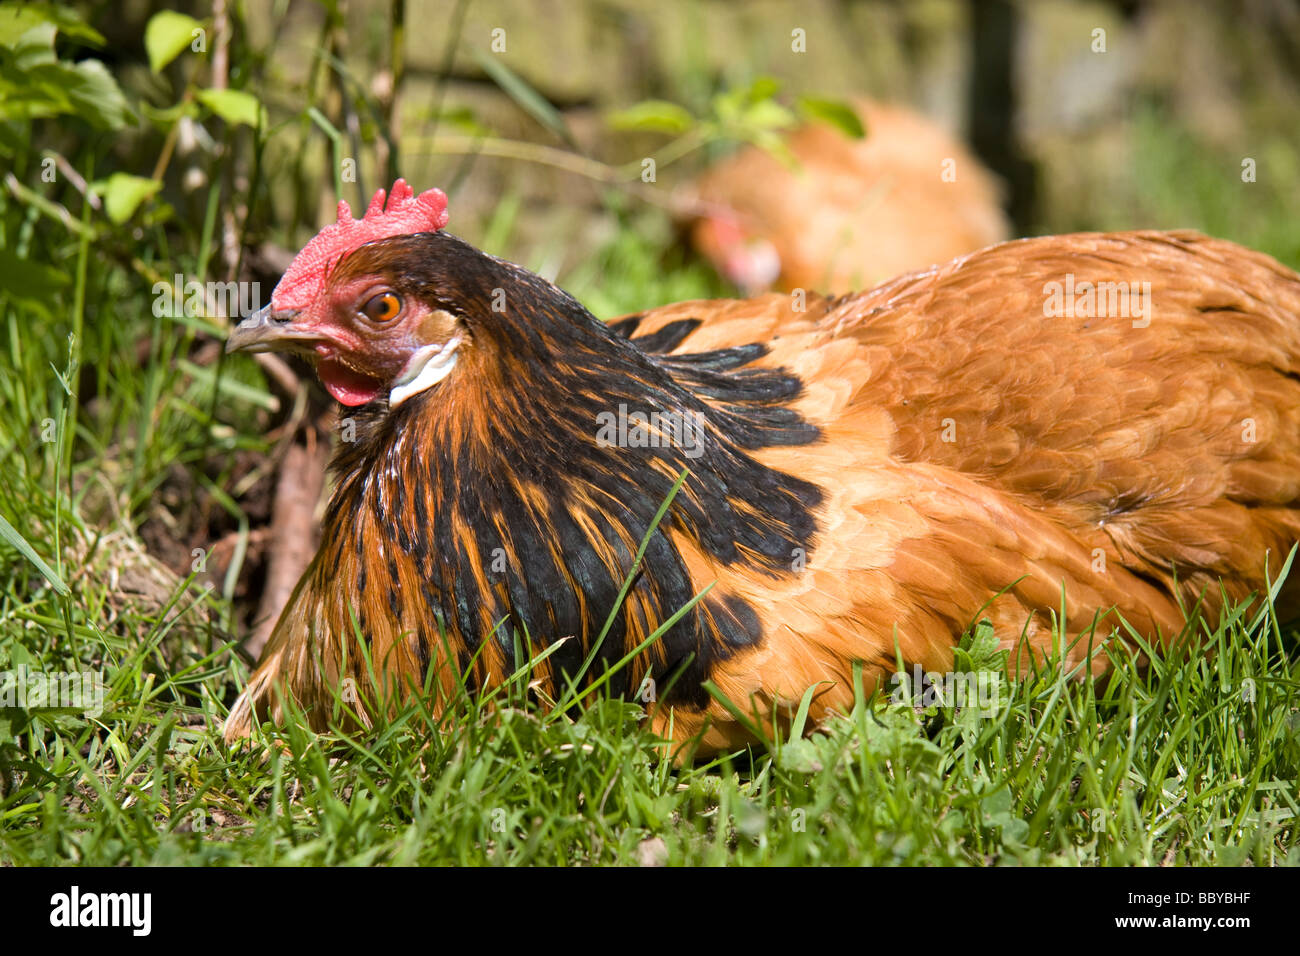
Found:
[0,512,69,596]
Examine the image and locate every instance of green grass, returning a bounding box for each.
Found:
[1,557,1297,864]
[1,176,1299,866]
[0,245,1298,865]
[1042,99,1300,271]
[0,6,1297,866]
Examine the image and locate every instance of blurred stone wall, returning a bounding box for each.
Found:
[96,0,1300,268]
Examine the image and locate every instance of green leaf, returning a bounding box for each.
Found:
[980,786,1013,819]
[607,100,695,135]
[797,95,866,139]
[745,76,783,104]
[712,78,796,144]
[740,98,795,132]
[140,98,198,126]
[0,512,69,596]
[145,10,204,73]
[1000,817,1029,844]
[777,737,824,774]
[195,87,265,128]
[712,75,783,122]
[0,3,104,49]
[473,49,571,144]
[63,58,132,129]
[95,173,162,224]
[0,20,129,128]
[9,20,56,66]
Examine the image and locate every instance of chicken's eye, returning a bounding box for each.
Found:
[362,292,402,323]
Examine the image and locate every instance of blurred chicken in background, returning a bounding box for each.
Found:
[690,99,1012,294]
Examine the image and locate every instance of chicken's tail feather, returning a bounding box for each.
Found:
[222,647,286,744]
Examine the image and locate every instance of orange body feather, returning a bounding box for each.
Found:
[225,216,1300,758]
[692,99,1011,294]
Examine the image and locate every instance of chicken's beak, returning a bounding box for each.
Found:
[226,305,314,354]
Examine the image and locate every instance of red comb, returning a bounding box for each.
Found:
[271,179,449,310]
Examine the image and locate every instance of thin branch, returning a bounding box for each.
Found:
[247,435,329,658]
[44,152,101,209]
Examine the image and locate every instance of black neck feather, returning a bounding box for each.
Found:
[325,233,822,704]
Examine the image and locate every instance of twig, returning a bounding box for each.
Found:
[149,116,183,184]
[246,433,329,658]
[44,152,101,209]
[211,0,230,92]
[4,174,96,237]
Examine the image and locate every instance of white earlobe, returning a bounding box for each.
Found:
[389,337,462,407]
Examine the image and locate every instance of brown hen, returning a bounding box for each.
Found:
[691,99,1011,294]
[224,181,1300,756]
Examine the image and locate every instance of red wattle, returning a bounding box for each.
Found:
[316,358,382,406]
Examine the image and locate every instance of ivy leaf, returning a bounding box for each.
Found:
[145,10,204,73]
[797,95,867,139]
[195,88,265,128]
